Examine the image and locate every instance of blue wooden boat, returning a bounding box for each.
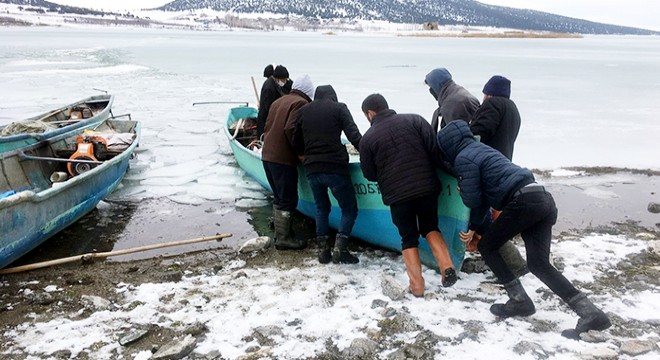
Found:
[223,106,469,270]
[0,118,140,269]
[0,94,114,153]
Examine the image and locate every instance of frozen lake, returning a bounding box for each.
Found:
[1,27,659,258]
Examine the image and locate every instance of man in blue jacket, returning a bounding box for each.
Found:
[436,120,611,338]
[359,94,457,296]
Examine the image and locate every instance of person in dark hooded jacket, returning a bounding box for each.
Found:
[293,85,362,264]
[257,65,293,139]
[359,94,457,296]
[436,120,611,338]
[424,67,480,132]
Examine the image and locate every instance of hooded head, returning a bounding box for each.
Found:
[436,120,475,165]
[424,68,452,100]
[483,75,511,98]
[314,85,337,102]
[263,64,274,78]
[292,74,314,100]
[273,65,289,79]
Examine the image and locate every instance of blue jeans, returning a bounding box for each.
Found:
[307,173,358,237]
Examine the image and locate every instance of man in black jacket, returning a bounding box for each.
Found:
[257,65,293,139]
[470,75,521,161]
[359,94,457,296]
[293,85,362,264]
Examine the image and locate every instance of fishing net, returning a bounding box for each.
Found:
[0,120,58,136]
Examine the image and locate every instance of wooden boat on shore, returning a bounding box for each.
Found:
[223,106,469,269]
[0,118,140,269]
[0,94,114,153]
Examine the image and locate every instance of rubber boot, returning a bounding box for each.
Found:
[490,279,536,317]
[332,234,359,264]
[561,293,611,339]
[273,208,306,250]
[402,248,425,297]
[499,241,529,278]
[317,235,332,264]
[426,231,457,287]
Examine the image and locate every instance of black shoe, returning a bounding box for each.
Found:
[442,268,457,287]
[561,293,611,338]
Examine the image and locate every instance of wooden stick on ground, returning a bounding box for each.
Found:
[0,233,232,275]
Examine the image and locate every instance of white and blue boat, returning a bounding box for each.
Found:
[224,106,469,269]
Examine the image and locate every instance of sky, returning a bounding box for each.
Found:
[50,0,660,31]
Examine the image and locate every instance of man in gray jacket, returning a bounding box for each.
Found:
[424,67,480,132]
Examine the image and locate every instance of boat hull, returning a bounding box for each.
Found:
[225,106,468,270]
[0,94,114,153]
[0,119,140,269]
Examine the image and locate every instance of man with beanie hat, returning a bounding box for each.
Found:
[425,67,480,132]
[470,75,521,161]
[257,64,293,139]
[293,85,362,264]
[467,75,526,276]
[263,64,274,78]
[437,120,611,339]
[359,93,457,296]
[262,74,314,250]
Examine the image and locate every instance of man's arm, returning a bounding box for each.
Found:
[339,104,362,150]
[470,99,501,143]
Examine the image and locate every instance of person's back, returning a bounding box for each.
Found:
[360,108,439,206]
[257,65,291,138]
[294,85,361,175]
[470,75,521,160]
[425,67,480,132]
[294,85,362,264]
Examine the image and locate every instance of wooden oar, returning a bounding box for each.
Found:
[0,233,232,275]
[251,76,260,107]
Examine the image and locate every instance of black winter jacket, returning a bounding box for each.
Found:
[293,85,362,176]
[257,77,292,138]
[360,109,440,205]
[436,120,534,232]
[469,96,521,160]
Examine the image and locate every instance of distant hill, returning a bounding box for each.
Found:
[1,0,110,16]
[156,0,659,35]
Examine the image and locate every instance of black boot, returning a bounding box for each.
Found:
[561,293,611,339]
[332,234,359,264]
[273,208,306,250]
[317,235,332,264]
[490,279,536,317]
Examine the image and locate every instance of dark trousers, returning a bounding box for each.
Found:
[307,172,358,237]
[477,190,580,302]
[390,194,440,250]
[263,161,298,211]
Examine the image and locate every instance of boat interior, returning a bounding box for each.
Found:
[0,120,137,199]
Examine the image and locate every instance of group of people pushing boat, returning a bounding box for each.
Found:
[255,64,612,339]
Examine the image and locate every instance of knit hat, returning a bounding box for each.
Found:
[273,65,289,79]
[263,64,274,78]
[292,74,314,100]
[483,75,511,98]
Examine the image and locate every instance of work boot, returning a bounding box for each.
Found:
[490,279,536,317]
[425,231,457,288]
[402,248,425,297]
[273,208,306,250]
[561,293,611,339]
[499,241,529,278]
[332,234,359,264]
[317,235,332,264]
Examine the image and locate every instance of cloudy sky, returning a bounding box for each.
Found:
[51,0,660,31]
